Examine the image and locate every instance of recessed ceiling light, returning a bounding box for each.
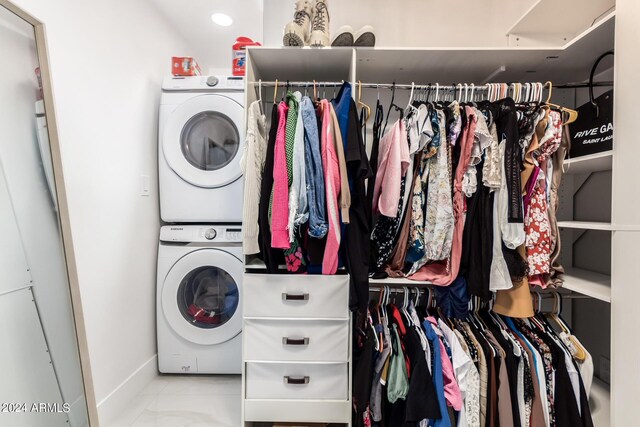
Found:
[211,13,233,26]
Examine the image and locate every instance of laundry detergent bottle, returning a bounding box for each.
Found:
[232,37,261,76]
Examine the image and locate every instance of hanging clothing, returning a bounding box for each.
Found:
[289,92,308,230]
[258,104,284,272]
[241,100,267,255]
[300,96,327,238]
[343,99,373,312]
[329,104,351,222]
[270,101,290,249]
[319,99,342,274]
[410,106,477,285]
[372,119,410,217]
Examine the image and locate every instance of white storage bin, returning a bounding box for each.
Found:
[243,274,349,319]
[245,362,348,400]
[244,318,349,362]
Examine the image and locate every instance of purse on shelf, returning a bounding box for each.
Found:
[569,50,614,158]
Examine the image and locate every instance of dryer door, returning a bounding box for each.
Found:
[163,94,244,188]
[162,248,242,345]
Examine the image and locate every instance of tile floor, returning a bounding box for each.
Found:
[108,375,241,427]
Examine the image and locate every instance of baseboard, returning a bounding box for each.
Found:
[96,354,158,426]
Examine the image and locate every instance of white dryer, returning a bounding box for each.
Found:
[157,225,243,374]
[159,75,244,223]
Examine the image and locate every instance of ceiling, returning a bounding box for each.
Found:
[151,0,264,74]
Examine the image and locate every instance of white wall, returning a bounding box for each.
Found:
[9,0,190,424]
[150,0,264,76]
[263,0,536,48]
[0,7,86,426]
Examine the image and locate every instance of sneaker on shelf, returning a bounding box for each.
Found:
[308,0,330,47]
[354,25,376,47]
[331,25,354,47]
[283,0,314,46]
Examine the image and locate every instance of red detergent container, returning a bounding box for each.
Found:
[232,37,261,76]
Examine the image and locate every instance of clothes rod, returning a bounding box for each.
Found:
[251,81,613,90]
[251,81,490,91]
[554,81,613,88]
[367,285,591,299]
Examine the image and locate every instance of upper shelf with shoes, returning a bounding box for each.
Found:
[246,10,614,85]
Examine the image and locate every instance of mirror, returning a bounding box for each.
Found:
[0,3,92,426]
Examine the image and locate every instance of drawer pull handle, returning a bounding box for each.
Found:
[282,292,309,301]
[282,337,310,346]
[284,376,310,385]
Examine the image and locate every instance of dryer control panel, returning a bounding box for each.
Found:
[160,225,242,243]
[162,75,244,91]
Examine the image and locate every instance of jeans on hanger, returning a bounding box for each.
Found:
[300,96,327,238]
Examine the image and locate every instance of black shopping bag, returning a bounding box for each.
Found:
[569,90,613,158]
[569,50,614,158]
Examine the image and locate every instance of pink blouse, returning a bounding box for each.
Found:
[271,101,290,249]
[320,100,341,274]
[372,119,410,217]
[427,317,463,411]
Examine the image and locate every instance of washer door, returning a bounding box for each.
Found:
[163,94,244,188]
[162,249,242,345]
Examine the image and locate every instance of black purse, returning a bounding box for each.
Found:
[569,51,614,158]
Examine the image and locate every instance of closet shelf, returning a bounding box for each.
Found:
[562,267,611,302]
[563,151,613,174]
[369,277,432,286]
[247,46,354,82]
[557,221,613,231]
[507,0,614,40]
[247,12,614,89]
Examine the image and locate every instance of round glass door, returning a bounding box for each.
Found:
[180,111,239,172]
[162,94,244,188]
[176,265,239,329]
[162,248,242,345]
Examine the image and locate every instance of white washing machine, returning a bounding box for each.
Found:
[157,225,243,374]
[159,75,244,223]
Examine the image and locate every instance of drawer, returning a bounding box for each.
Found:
[245,362,348,400]
[244,319,349,362]
[244,399,351,423]
[243,274,349,319]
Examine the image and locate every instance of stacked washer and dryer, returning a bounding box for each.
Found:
[157,75,245,374]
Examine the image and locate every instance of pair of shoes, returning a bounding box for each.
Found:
[283,0,331,47]
[331,25,376,47]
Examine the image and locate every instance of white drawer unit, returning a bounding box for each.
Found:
[242,273,352,426]
[245,362,349,400]
[244,318,349,362]
[243,274,349,319]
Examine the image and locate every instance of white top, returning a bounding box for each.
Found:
[241,100,267,254]
[439,319,480,427]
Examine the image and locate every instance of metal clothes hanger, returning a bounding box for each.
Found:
[383,82,402,135]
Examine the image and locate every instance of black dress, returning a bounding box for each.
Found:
[404,326,440,422]
[460,160,494,300]
[343,100,373,313]
[258,104,284,272]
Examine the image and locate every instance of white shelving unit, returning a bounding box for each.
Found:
[563,267,612,303]
[563,151,613,174]
[244,12,621,421]
[558,221,614,231]
[507,0,615,46]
